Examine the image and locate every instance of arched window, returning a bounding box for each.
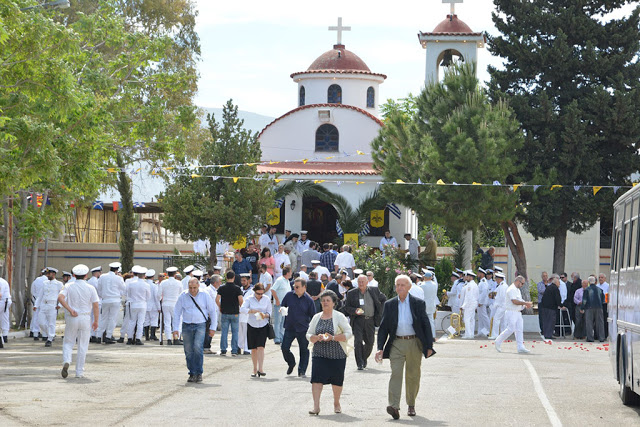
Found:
[366,86,375,108]
[327,84,342,104]
[315,124,339,152]
[299,85,305,107]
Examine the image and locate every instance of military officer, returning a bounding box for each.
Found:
[96,262,125,344]
[30,268,48,340]
[182,265,195,291]
[34,269,64,347]
[159,266,183,345]
[143,269,160,341]
[126,266,150,345]
[88,266,102,343]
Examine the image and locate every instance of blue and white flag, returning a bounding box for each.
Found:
[92,201,104,210]
[275,198,285,208]
[133,202,146,208]
[359,223,370,236]
[336,220,344,237]
[386,203,401,219]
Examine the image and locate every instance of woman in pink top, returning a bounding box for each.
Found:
[260,248,275,277]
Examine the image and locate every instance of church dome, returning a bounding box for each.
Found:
[432,14,475,34]
[307,44,371,72]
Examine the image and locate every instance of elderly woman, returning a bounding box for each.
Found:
[306,290,353,415]
[240,284,272,377]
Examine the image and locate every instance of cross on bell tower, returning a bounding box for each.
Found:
[442,0,463,16]
[329,17,351,47]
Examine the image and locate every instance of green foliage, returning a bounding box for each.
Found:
[380,93,418,120]
[488,1,640,269]
[434,257,453,289]
[372,62,524,235]
[352,245,412,297]
[476,225,505,248]
[529,280,539,303]
[418,224,453,247]
[161,100,275,266]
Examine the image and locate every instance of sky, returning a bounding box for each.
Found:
[194,0,639,118]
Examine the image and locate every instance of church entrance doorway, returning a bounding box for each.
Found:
[302,197,339,246]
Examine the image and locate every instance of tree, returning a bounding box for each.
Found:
[161,100,275,269]
[488,0,640,273]
[372,63,530,283]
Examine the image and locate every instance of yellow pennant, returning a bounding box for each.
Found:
[325,156,335,160]
[472,182,482,185]
[191,174,201,178]
[436,179,445,185]
[551,185,562,190]
[247,163,256,166]
[233,177,239,183]
[593,186,602,195]
[396,179,405,184]
[633,183,638,187]
[164,167,174,171]
[220,165,231,168]
[356,181,364,185]
[274,179,282,183]
[314,180,325,184]
[356,150,365,155]
[303,159,309,164]
[107,168,118,173]
[512,184,520,191]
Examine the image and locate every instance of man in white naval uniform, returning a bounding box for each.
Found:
[30,269,48,340]
[126,265,150,345]
[419,271,439,338]
[460,271,479,339]
[379,230,398,256]
[143,269,160,341]
[96,262,125,344]
[182,265,195,291]
[87,266,102,343]
[489,272,509,339]
[0,275,12,347]
[238,273,254,355]
[447,272,463,314]
[476,268,491,337]
[259,225,279,254]
[159,266,183,345]
[58,264,99,378]
[295,230,311,257]
[495,275,532,353]
[34,271,64,347]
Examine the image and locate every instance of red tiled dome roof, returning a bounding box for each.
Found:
[432,14,474,34]
[307,44,370,72]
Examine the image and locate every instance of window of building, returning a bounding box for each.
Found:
[315,124,339,152]
[327,84,342,104]
[367,86,375,108]
[299,86,305,107]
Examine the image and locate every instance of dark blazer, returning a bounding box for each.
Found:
[540,284,562,310]
[377,294,435,359]
[325,280,343,300]
[342,286,385,327]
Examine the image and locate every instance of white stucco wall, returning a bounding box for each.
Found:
[420,38,482,84]
[292,73,385,115]
[258,107,382,162]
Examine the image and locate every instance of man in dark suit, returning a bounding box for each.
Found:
[342,274,385,370]
[375,274,435,420]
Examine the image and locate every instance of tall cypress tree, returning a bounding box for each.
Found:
[488,0,640,273]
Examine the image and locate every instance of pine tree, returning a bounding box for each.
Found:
[488,0,640,273]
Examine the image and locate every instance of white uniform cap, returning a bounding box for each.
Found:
[353,269,364,275]
[46,267,58,274]
[495,272,505,279]
[311,260,321,264]
[71,264,89,276]
[213,265,222,270]
[426,266,435,271]
[451,272,460,278]
[300,230,308,234]
[184,265,195,274]
[132,265,148,275]
[300,264,307,268]
[62,271,71,276]
[109,262,121,269]
[494,267,503,272]
[145,269,156,277]
[91,266,102,273]
[41,268,47,274]
[240,273,251,277]
[192,269,203,277]
[415,274,423,279]
[166,266,178,273]
[465,270,477,277]
[478,268,486,274]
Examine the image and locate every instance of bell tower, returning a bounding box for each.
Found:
[418,0,485,85]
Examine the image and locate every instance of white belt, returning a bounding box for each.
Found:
[77,312,91,316]
[44,300,57,305]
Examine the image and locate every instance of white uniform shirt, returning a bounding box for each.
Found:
[259,272,273,289]
[296,238,310,255]
[597,281,609,295]
[478,278,489,305]
[495,282,509,307]
[159,277,183,306]
[88,276,99,290]
[0,277,11,303]
[312,265,331,279]
[60,279,99,315]
[409,284,424,300]
[299,270,309,281]
[419,280,438,314]
[146,279,160,311]
[379,236,398,253]
[505,284,524,312]
[407,238,420,260]
[126,277,151,309]
[97,272,126,304]
[31,275,46,304]
[172,290,218,332]
[559,280,567,303]
[368,279,378,287]
[334,251,356,269]
[461,280,479,310]
[181,275,192,291]
[35,279,63,307]
[259,233,278,253]
[273,252,291,277]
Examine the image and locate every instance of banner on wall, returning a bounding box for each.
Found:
[267,207,281,226]
[232,237,247,250]
[370,210,385,228]
[344,233,358,247]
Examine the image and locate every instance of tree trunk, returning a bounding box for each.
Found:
[501,219,532,313]
[11,191,28,329]
[27,191,47,290]
[208,239,218,271]
[462,229,473,269]
[117,153,136,272]
[2,199,9,281]
[552,226,567,275]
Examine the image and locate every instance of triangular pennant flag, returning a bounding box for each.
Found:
[253,176,262,181]
[356,150,365,155]
[295,179,304,183]
[593,186,602,195]
[551,185,562,190]
[453,182,459,186]
[574,185,581,191]
[234,165,240,170]
[313,180,326,184]
[303,159,309,164]
[220,165,231,168]
[614,186,621,194]
[417,179,423,184]
[472,182,482,186]
[376,181,384,185]
[356,181,364,185]
[493,181,501,186]
[325,156,335,160]
[133,202,146,208]
[164,167,174,171]
[512,184,520,191]
[633,183,638,187]
[212,176,220,181]
[233,177,239,183]
[534,185,541,191]
[107,168,118,173]
[247,163,256,166]
[274,179,282,183]
[336,181,343,186]
[396,179,405,184]
[436,179,445,185]
[191,174,201,178]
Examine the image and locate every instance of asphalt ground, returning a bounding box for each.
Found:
[1,331,638,426]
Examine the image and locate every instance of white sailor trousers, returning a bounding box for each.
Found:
[63,314,91,376]
[463,303,477,338]
[477,304,490,335]
[495,310,524,350]
[30,305,42,334]
[489,305,506,338]
[127,306,146,339]
[98,302,120,338]
[1,300,12,335]
[144,309,159,327]
[40,303,58,339]
[161,304,175,339]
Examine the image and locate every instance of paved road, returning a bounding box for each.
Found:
[1,333,638,426]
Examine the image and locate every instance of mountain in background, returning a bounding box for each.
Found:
[199,107,274,135]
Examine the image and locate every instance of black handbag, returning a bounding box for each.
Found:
[267,322,275,340]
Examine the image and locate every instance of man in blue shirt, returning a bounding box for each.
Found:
[232,251,252,287]
[319,243,337,271]
[173,278,218,384]
[280,277,316,377]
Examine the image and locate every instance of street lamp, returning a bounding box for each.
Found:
[20,0,70,11]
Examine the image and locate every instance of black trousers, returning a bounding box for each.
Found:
[574,306,586,339]
[352,316,375,368]
[602,303,609,339]
[540,307,556,339]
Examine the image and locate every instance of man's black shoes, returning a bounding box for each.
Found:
[287,363,296,375]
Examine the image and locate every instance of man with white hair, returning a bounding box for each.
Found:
[495,275,532,353]
[366,271,378,287]
[459,271,479,339]
[334,244,356,278]
[57,264,99,378]
[126,266,151,345]
[143,269,160,341]
[419,271,438,338]
[96,262,125,344]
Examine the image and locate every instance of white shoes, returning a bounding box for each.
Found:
[488,336,497,340]
[518,348,531,354]
[495,344,502,353]
[461,336,474,340]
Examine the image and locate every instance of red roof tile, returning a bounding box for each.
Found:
[258,104,384,138]
[290,45,386,79]
[420,15,483,37]
[290,69,387,79]
[257,162,378,176]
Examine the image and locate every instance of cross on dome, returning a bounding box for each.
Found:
[442,0,463,15]
[329,17,351,46]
